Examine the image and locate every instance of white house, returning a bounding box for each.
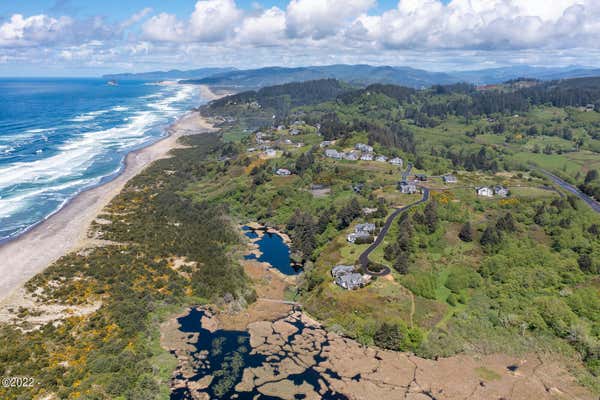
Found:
[343,151,360,161]
[494,185,510,197]
[443,175,458,184]
[347,232,372,244]
[325,149,342,159]
[375,155,388,163]
[320,141,333,148]
[360,153,374,161]
[477,187,494,197]
[399,181,418,194]
[355,223,376,234]
[290,128,300,136]
[355,143,374,153]
[389,157,404,166]
[335,273,367,290]
[275,168,292,176]
[264,148,277,158]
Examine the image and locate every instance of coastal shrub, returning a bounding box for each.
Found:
[402,272,438,300]
[445,267,482,294]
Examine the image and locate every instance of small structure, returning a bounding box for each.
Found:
[375,155,388,163]
[325,149,342,159]
[494,185,510,197]
[415,174,428,182]
[343,151,360,161]
[332,265,368,290]
[362,207,378,215]
[352,183,365,193]
[355,223,376,234]
[360,153,374,161]
[275,168,292,176]
[320,141,333,148]
[389,157,404,167]
[355,143,374,153]
[290,128,300,136]
[477,187,494,197]
[347,232,372,244]
[443,174,458,184]
[399,181,418,194]
[263,148,277,158]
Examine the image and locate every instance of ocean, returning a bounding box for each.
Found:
[0,78,204,243]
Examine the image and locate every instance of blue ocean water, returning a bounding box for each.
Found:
[0,78,204,242]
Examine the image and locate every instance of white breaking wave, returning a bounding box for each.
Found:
[112,105,129,112]
[0,85,197,192]
[69,109,110,122]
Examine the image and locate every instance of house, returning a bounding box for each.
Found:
[347,232,372,243]
[477,187,494,197]
[355,223,376,234]
[375,155,388,163]
[494,185,510,197]
[389,157,404,166]
[263,148,277,158]
[443,175,458,184]
[415,174,428,181]
[320,141,333,148]
[362,207,378,215]
[275,168,292,176]
[335,273,367,290]
[360,153,374,161]
[332,265,355,278]
[325,149,342,159]
[290,128,300,136]
[331,265,369,290]
[355,143,374,153]
[343,151,360,161]
[399,181,418,194]
[247,147,257,152]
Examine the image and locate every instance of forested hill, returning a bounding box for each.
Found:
[206,76,600,123]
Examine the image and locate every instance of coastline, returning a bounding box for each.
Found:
[0,85,222,305]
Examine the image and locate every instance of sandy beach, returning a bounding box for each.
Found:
[0,85,222,306]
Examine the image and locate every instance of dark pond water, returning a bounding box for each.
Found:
[170,308,348,400]
[243,226,302,275]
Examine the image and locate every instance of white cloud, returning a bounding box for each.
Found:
[236,7,286,45]
[285,0,375,39]
[142,13,185,42]
[189,0,242,41]
[121,8,153,30]
[0,14,73,47]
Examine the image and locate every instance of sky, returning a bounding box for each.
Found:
[1,0,598,77]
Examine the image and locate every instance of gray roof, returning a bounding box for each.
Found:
[335,273,365,290]
[332,265,355,278]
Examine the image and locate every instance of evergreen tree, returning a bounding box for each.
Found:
[459,222,473,242]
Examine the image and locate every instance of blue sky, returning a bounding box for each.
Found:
[0,0,597,76]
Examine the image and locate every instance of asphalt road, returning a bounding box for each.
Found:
[359,187,430,276]
[538,168,600,213]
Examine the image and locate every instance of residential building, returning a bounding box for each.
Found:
[331,265,355,278]
[324,149,342,159]
[335,273,366,290]
[264,149,277,158]
[399,181,418,194]
[362,207,378,215]
[443,174,458,184]
[360,153,374,161]
[290,128,300,136]
[375,155,388,162]
[494,185,510,197]
[347,232,372,244]
[389,157,404,166]
[355,143,374,153]
[275,168,292,176]
[477,187,494,197]
[320,140,333,148]
[415,174,428,181]
[343,151,360,161]
[355,223,376,234]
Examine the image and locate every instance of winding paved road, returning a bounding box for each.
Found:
[537,168,600,213]
[359,186,430,276]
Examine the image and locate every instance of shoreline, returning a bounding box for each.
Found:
[0,85,223,305]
